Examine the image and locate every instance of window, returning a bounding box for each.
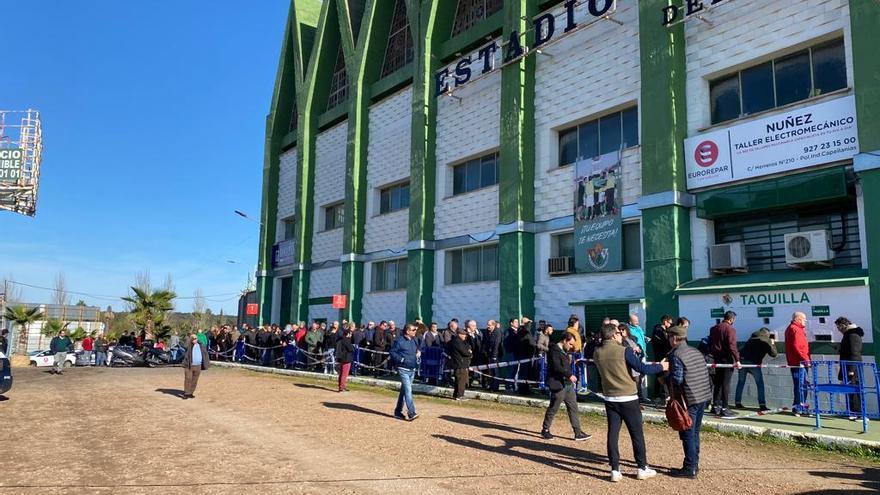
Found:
[551,232,575,259]
[451,0,503,37]
[710,39,846,124]
[372,258,408,291]
[452,152,498,195]
[379,182,410,214]
[282,217,296,241]
[327,47,348,111]
[550,222,641,272]
[622,222,642,271]
[445,244,498,284]
[558,107,639,167]
[381,0,414,77]
[714,202,861,272]
[323,203,344,231]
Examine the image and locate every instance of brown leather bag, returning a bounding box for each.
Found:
[666,384,693,431]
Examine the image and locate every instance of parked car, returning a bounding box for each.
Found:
[0,350,11,395]
[29,350,76,369]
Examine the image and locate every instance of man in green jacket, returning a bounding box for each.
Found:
[49,330,73,375]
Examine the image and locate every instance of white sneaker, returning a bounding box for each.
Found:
[637,467,657,480]
[610,470,623,482]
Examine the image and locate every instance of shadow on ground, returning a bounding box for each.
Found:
[155,388,185,399]
[791,466,880,494]
[293,383,336,392]
[322,401,397,419]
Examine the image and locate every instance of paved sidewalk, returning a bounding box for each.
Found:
[215,362,880,451]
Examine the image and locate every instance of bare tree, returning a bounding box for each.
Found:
[191,288,206,330]
[53,272,70,306]
[162,272,174,293]
[134,269,152,293]
[1,274,24,303]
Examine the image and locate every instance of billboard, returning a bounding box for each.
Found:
[684,96,859,190]
[573,152,623,273]
[0,149,23,182]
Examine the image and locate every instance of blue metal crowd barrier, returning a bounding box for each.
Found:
[420,346,445,382]
[808,360,879,433]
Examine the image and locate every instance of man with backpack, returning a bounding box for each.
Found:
[667,325,712,479]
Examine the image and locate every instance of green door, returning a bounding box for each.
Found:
[582,304,630,334]
[280,277,293,327]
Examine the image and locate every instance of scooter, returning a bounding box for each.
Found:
[143,345,184,366]
[109,345,145,367]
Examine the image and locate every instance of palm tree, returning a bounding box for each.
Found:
[4,305,44,354]
[121,287,176,339]
[41,319,70,349]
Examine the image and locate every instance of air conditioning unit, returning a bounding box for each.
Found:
[709,242,748,273]
[785,230,834,266]
[548,256,574,275]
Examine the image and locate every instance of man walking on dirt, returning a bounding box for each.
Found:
[50,329,73,375]
[183,332,210,399]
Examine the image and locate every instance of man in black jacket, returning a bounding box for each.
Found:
[835,316,864,420]
[515,318,537,395]
[449,328,472,400]
[482,320,502,391]
[651,314,673,401]
[734,328,777,411]
[541,332,591,441]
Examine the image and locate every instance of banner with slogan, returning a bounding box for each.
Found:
[573,151,623,273]
[0,149,24,182]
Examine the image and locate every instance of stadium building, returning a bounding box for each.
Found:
[254,0,879,371]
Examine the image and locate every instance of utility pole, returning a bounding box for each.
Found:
[1,280,8,355]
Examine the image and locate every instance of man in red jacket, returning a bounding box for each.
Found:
[784,312,811,416]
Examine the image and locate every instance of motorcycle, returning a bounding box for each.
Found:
[109,345,184,367]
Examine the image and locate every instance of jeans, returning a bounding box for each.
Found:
[324,350,336,374]
[395,367,416,418]
[790,368,805,412]
[82,350,93,365]
[712,368,733,409]
[734,366,766,406]
[542,384,582,434]
[679,401,707,471]
[95,351,107,367]
[604,399,647,471]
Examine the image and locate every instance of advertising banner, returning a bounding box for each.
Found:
[0,149,24,182]
[272,239,295,268]
[684,96,859,190]
[573,152,623,273]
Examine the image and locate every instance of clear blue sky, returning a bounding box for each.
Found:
[1,0,288,313]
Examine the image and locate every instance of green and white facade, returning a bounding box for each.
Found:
[255,0,880,374]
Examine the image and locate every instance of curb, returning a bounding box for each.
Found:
[215,361,880,452]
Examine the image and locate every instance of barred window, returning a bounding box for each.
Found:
[327,47,348,111]
[714,202,861,272]
[451,0,503,37]
[381,0,413,77]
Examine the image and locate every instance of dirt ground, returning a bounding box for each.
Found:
[1,366,876,495]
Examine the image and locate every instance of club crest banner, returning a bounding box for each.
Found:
[573,152,623,273]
